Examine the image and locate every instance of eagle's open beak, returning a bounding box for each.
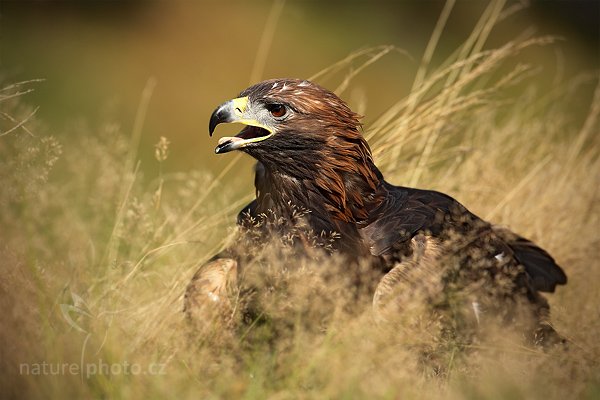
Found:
[208,96,274,154]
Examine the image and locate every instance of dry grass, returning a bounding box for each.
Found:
[1,3,599,399]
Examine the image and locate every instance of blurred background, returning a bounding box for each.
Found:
[1,0,598,182]
[2,3,599,398]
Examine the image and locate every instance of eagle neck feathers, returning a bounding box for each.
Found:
[254,132,386,231]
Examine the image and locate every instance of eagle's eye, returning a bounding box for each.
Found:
[266,103,287,118]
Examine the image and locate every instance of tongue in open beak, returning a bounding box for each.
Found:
[214,126,272,154]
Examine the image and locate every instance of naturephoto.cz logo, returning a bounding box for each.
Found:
[19,360,166,378]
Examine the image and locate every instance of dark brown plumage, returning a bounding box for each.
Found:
[186,78,567,345]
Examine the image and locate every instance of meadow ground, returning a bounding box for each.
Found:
[1,10,599,400]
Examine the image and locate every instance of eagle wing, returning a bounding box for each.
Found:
[361,182,566,293]
[360,184,473,256]
[494,227,567,292]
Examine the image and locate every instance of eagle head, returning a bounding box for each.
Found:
[209,78,382,224]
[209,79,367,166]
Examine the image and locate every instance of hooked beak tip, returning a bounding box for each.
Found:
[209,103,233,136]
[208,110,220,137]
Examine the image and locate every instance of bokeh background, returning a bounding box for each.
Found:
[2,0,598,184]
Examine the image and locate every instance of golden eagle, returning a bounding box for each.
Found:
[185,78,566,344]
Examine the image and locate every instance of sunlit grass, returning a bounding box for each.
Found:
[1,2,599,399]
